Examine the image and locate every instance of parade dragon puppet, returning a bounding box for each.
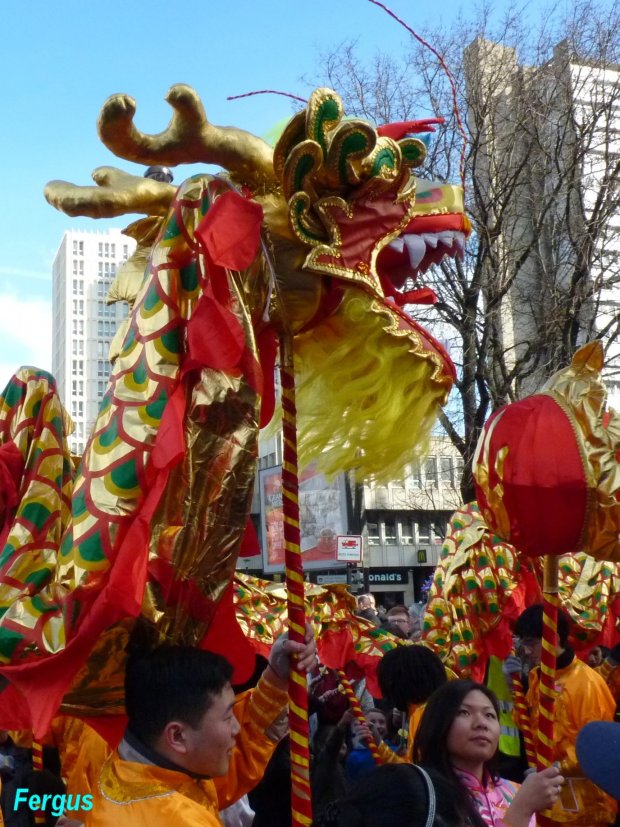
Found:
[0,85,469,735]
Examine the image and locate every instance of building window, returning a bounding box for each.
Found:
[105,243,109,257]
[72,260,78,275]
[400,519,415,544]
[432,520,447,544]
[440,456,453,486]
[123,244,129,258]
[97,320,115,337]
[366,522,380,546]
[98,300,115,318]
[111,243,116,257]
[424,456,438,487]
[98,243,103,256]
[410,462,422,488]
[417,517,431,544]
[79,240,84,255]
[72,240,78,254]
[383,518,397,545]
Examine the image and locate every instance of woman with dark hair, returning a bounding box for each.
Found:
[312,763,462,827]
[376,644,448,762]
[414,679,563,827]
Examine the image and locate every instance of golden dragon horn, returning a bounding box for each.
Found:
[44,166,176,218]
[97,84,277,191]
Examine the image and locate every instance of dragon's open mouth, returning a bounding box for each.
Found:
[378,227,466,289]
[376,175,469,291]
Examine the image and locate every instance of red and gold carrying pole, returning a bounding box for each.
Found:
[337,670,383,765]
[536,556,560,770]
[509,674,537,768]
[32,739,46,825]
[280,333,313,827]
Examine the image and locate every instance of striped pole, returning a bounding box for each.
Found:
[279,333,312,827]
[536,556,560,770]
[31,740,47,825]
[337,670,383,765]
[509,673,537,768]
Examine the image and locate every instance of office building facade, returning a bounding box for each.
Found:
[51,228,135,455]
[464,38,620,406]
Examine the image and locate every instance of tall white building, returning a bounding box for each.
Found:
[51,228,136,455]
[464,39,620,407]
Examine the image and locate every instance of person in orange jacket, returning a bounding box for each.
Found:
[85,629,317,826]
[513,604,617,826]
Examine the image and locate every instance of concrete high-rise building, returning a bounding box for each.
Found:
[51,228,136,455]
[464,38,620,407]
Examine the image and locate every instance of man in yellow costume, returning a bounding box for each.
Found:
[514,604,617,825]
[85,632,316,826]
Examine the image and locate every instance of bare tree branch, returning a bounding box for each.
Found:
[308,0,620,501]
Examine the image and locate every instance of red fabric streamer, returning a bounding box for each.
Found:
[195,190,264,271]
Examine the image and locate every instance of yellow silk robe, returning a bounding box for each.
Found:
[527,657,617,825]
[85,672,287,827]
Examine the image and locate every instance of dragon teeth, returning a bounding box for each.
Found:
[387,236,405,253]
[437,231,456,245]
[388,230,466,271]
[403,235,427,268]
[421,233,439,249]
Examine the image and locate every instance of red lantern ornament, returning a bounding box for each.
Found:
[474,341,620,563]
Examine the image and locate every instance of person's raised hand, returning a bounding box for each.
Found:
[508,765,564,825]
[502,654,524,680]
[268,622,318,682]
[337,708,355,731]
